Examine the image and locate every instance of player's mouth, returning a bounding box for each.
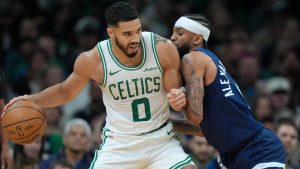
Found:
[129,44,140,51]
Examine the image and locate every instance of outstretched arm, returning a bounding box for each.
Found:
[182,52,205,126]
[3,50,99,112]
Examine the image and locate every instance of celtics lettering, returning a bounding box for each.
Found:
[109,76,160,100]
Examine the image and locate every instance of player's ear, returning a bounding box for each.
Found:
[193,34,203,46]
[107,27,114,38]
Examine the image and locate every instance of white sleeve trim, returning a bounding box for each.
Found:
[252,162,285,169]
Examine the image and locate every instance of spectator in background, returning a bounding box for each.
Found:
[188,136,217,169]
[27,48,50,93]
[11,48,50,95]
[5,38,36,92]
[271,47,300,110]
[276,119,300,169]
[254,92,276,131]
[254,95,274,121]
[37,35,65,69]
[64,16,102,74]
[73,81,105,123]
[236,55,261,107]
[43,107,64,156]
[49,159,74,169]
[38,118,92,169]
[19,18,38,39]
[13,139,45,169]
[265,76,293,120]
[44,65,65,88]
[260,116,276,131]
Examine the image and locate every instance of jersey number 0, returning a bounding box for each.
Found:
[132,97,151,122]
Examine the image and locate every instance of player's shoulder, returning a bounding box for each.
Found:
[182,50,212,66]
[80,46,100,59]
[152,34,176,55]
[75,46,101,67]
[151,32,172,45]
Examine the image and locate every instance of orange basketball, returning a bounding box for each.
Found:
[1,100,47,145]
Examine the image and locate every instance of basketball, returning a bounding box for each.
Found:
[1,100,47,145]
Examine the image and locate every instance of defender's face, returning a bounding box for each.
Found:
[108,18,142,58]
[171,27,194,49]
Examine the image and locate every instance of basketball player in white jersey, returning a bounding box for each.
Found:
[3,2,198,169]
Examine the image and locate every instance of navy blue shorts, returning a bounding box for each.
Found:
[206,128,285,169]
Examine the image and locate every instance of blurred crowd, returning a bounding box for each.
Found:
[0,0,300,168]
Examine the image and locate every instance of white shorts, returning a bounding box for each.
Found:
[89,122,194,169]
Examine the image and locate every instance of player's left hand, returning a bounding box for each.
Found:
[167,88,187,112]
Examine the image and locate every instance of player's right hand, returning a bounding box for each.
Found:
[167,88,187,112]
[1,95,29,117]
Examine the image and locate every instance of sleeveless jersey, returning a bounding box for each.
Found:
[96,32,169,135]
[196,48,263,154]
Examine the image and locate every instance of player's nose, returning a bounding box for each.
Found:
[170,33,177,42]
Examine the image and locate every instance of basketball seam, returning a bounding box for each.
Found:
[6,106,45,117]
[2,117,45,140]
[2,117,44,128]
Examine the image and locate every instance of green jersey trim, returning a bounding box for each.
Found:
[97,42,107,87]
[88,150,98,169]
[107,37,146,70]
[170,155,192,169]
[150,32,163,74]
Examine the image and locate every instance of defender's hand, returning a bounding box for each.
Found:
[167,88,187,112]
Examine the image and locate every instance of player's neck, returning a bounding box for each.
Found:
[111,41,143,67]
[190,44,203,51]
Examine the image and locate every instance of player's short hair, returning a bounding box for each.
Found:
[184,14,211,48]
[105,1,138,27]
[183,14,211,31]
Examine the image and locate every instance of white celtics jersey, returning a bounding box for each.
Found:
[97,32,170,135]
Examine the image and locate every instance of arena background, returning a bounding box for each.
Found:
[1,0,300,168]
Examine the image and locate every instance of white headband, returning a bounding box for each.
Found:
[174,16,210,41]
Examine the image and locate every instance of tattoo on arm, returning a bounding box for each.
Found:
[182,56,204,116]
[154,34,168,44]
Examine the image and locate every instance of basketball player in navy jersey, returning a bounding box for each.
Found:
[171,14,286,169]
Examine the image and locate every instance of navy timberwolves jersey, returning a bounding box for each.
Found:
[196,48,263,154]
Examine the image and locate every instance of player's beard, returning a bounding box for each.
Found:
[177,43,191,58]
[115,37,140,58]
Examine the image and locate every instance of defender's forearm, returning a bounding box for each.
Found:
[172,119,203,137]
